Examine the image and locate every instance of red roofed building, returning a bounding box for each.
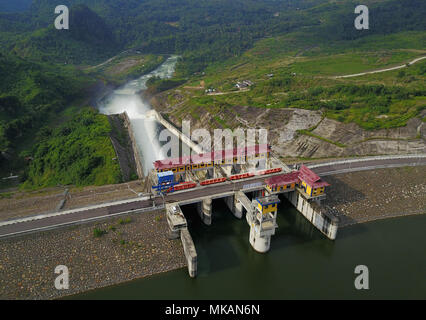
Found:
[153,144,270,173]
[265,172,299,193]
[297,165,330,198]
[265,165,330,199]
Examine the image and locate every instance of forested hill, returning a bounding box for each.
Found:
[0,0,31,12]
[2,0,424,70]
[6,4,117,65]
[0,53,93,174]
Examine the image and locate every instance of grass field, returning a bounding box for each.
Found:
[289,50,421,76]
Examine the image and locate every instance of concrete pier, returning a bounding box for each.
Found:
[285,191,338,240]
[224,195,243,219]
[146,110,203,154]
[232,164,241,174]
[247,196,279,253]
[166,203,187,239]
[120,112,145,179]
[180,228,197,278]
[207,167,214,178]
[249,226,272,253]
[197,198,212,225]
[235,192,278,253]
[166,203,198,277]
[222,165,233,176]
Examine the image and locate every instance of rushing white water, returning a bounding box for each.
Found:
[97,55,179,175]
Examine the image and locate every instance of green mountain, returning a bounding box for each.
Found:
[0,53,93,175]
[12,4,117,64]
[3,0,426,69]
[0,0,32,12]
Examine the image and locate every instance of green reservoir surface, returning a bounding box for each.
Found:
[72,199,426,300]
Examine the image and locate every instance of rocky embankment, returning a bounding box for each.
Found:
[108,114,139,181]
[0,210,186,300]
[108,112,145,181]
[149,91,426,159]
[323,166,426,226]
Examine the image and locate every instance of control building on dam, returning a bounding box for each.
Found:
[150,144,339,278]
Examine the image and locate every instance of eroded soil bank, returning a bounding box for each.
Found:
[150,90,426,159]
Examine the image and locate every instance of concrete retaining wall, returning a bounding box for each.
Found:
[148,110,203,154]
[197,198,212,225]
[224,195,243,219]
[180,228,197,278]
[119,112,145,178]
[285,191,338,240]
[308,154,426,170]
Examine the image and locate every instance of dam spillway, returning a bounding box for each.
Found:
[97,55,182,176]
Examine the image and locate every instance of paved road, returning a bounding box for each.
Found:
[334,56,426,79]
[0,174,274,239]
[1,155,425,238]
[308,156,426,175]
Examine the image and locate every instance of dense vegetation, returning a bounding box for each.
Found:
[0,0,31,13]
[22,108,121,189]
[0,53,93,172]
[3,0,424,71]
[11,4,117,64]
[171,25,425,131]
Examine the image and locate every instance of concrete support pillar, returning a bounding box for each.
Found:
[232,164,241,174]
[256,158,267,170]
[174,172,185,183]
[222,166,232,177]
[284,191,339,240]
[207,168,214,179]
[167,227,180,240]
[224,195,243,219]
[249,227,271,253]
[197,198,212,225]
[252,190,264,199]
[328,220,338,240]
[181,228,197,278]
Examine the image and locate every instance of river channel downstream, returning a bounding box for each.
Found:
[97,55,180,175]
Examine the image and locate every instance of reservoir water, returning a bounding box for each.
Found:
[73,200,426,299]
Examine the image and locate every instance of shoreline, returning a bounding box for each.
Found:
[339,210,425,228]
[336,211,426,228]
